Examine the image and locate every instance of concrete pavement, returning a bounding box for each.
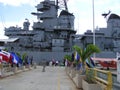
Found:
[0,66,80,90]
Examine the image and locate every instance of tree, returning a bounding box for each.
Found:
[64,54,73,66]
[73,44,100,74]
[21,53,27,65]
[64,54,72,62]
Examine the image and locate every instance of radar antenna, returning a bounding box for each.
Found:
[58,0,71,28]
[58,0,69,11]
[102,10,111,18]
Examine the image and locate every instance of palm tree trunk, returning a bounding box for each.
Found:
[81,63,86,75]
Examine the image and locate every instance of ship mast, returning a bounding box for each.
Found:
[63,0,68,11]
[58,0,71,28]
[58,0,69,11]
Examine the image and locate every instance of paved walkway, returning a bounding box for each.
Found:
[0,66,80,90]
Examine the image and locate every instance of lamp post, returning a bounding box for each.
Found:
[92,0,96,58]
[92,0,95,46]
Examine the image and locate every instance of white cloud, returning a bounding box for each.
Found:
[68,0,120,34]
[0,0,41,6]
[0,19,34,39]
[0,0,120,35]
[0,21,22,39]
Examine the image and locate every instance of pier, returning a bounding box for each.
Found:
[0,66,80,90]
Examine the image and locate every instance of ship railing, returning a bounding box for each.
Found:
[54,26,74,30]
[86,68,112,90]
[0,62,33,77]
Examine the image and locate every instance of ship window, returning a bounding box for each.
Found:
[118,33,120,37]
[11,47,14,51]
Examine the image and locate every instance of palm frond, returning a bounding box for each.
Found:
[64,54,72,62]
[73,44,100,63]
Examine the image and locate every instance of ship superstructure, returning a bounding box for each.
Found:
[5,0,76,53]
[80,13,120,58]
[4,0,120,62]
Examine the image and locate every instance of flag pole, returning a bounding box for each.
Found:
[92,0,95,45]
[92,0,96,58]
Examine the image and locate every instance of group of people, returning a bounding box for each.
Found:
[49,60,59,66]
[23,56,33,66]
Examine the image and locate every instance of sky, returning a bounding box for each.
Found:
[0,0,120,39]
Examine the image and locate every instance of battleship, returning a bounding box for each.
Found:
[1,0,120,63]
[0,0,120,89]
[3,0,78,63]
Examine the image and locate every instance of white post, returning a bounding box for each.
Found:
[0,63,1,76]
[92,0,95,45]
[117,52,120,83]
[92,0,96,58]
[0,56,3,77]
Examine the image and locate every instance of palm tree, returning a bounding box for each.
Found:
[73,44,100,74]
[64,54,73,66]
[64,54,72,62]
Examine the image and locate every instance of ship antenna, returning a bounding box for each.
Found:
[63,0,68,11]
[0,14,6,29]
[63,0,71,28]
[59,0,71,28]
[102,10,111,18]
[58,0,69,11]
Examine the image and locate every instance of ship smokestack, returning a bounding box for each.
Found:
[23,18,30,30]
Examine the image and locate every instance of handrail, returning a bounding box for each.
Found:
[86,68,112,90]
